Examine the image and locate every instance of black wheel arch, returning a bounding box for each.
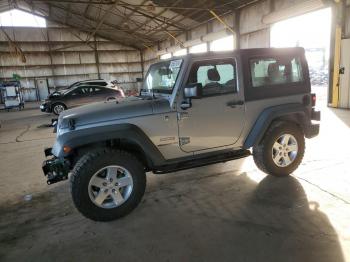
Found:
[51,101,67,111]
[244,103,309,149]
[56,123,165,170]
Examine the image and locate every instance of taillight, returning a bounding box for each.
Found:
[311,93,316,107]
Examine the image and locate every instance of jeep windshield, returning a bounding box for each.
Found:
[141,59,183,96]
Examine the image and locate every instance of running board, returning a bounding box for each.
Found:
[153,149,251,174]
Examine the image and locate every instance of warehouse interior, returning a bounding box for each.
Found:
[0,0,350,261]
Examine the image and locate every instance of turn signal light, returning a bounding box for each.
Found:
[63,146,72,153]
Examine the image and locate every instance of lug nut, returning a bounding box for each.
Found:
[112,189,115,193]
[115,183,119,187]
[103,182,107,186]
[109,178,113,182]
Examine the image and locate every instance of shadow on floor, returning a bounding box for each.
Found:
[0,173,344,262]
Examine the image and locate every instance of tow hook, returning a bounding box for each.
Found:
[42,157,70,185]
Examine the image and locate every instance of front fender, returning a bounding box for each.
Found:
[52,123,165,166]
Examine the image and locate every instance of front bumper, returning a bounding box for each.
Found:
[42,147,70,185]
[40,103,51,113]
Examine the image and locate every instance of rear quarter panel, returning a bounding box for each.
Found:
[236,94,308,147]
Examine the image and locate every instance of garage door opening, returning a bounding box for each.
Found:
[271,8,332,104]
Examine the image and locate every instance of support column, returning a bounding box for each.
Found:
[329,0,345,107]
[235,10,241,49]
[94,36,101,79]
[140,49,144,78]
[46,29,56,90]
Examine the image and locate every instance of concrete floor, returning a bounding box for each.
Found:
[0,99,350,262]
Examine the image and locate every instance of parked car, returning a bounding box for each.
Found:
[40,85,125,115]
[48,79,119,98]
[42,47,320,221]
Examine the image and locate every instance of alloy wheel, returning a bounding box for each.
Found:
[88,165,134,209]
[272,134,298,167]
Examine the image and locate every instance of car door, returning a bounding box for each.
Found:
[65,86,93,108]
[177,58,245,153]
[90,86,108,102]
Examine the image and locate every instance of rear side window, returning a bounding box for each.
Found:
[250,56,304,88]
[92,87,106,94]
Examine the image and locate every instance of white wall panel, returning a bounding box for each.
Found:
[240,0,270,35]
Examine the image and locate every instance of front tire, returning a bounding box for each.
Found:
[70,149,146,221]
[253,121,305,177]
[52,103,66,115]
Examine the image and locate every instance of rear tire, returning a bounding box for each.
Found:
[70,149,146,221]
[253,121,305,177]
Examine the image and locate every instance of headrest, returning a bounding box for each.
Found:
[207,68,220,82]
[268,63,279,77]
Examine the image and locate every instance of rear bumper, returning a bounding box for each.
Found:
[305,123,320,138]
[311,109,321,121]
[305,109,321,139]
[42,147,70,185]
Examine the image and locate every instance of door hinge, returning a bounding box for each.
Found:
[179,137,190,146]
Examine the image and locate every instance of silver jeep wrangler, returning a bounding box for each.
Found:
[42,47,320,221]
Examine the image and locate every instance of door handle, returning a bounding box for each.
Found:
[226,100,244,108]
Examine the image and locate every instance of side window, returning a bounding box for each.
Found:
[80,87,92,95]
[188,59,237,97]
[70,86,92,96]
[250,56,304,88]
[92,87,105,94]
[69,87,84,96]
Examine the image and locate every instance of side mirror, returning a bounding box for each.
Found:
[184,83,202,99]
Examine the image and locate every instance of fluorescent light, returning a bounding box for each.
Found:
[210,35,234,51]
[160,53,172,60]
[189,43,207,54]
[173,49,187,57]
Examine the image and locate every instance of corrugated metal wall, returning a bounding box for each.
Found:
[0,24,142,101]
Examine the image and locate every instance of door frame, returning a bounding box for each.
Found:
[175,55,246,153]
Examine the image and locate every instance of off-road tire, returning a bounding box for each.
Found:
[253,121,305,177]
[52,102,66,115]
[70,149,146,221]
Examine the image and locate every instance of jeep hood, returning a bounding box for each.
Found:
[59,96,168,127]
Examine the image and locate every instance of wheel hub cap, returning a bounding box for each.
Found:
[272,134,298,167]
[88,165,134,209]
[54,105,64,114]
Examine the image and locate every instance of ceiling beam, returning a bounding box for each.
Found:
[118,2,187,31]
[133,0,183,35]
[17,2,140,49]
[46,3,156,46]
